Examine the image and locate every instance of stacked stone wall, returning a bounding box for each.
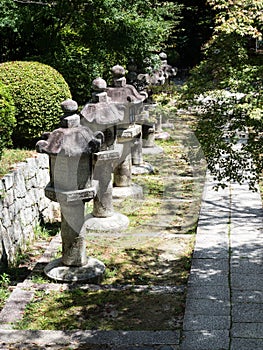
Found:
[0,154,59,266]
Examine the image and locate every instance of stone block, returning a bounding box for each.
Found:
[2,207,11,229]
[232,303,263,322]
[7,224,19,247]
[2,174,14,191]
[19,207,36,227]
[183,314,231,331]
[231,289,263,303]
[38,195,49,212]
[186,284,230,301]
[185,298,230,316]
[0,200,3,220]
[193,246,229,259]
[191,258,229,271]
[1,226,15,263]
[3,188,14,207]
[231,322,263,338]
[180,330,229,350]
[231,273,263,290]
[7,203,16,222]
[22,164,35,182]
[25,157,38,176]
[36,153,49,169]
[188,269,229,286]
[13,197,25,214]
[42,202,61,222]
[14,174,27,198]
[0,287,35,325]
[230,338,263,350]
[26,175,38,190]
[36,168,50,187]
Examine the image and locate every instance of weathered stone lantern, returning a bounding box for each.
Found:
[106,65,152,191]
[36,99,105,282]
[81,78,130,230]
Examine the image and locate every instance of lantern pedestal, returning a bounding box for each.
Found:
[44,257,105,283]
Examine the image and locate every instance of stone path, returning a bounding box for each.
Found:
[0,174,262,349]
[180,175,263,350]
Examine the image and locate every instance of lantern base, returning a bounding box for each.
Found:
[155,131,171,141]
[44,257,105,283]
[84,212,129,232]
[131,162,154,175]
[142,145,163,155]
[112,183,143,199]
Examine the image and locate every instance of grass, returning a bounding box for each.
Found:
[15,288,185,331]
[0,148,36,178]
[0,273,11,310]
[87,237,195,286]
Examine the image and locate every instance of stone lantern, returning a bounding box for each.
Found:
[36,99,105,282]
[81,78,130,230]
[106,65,151,193]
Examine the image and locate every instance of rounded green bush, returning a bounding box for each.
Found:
[0,81,16,159]
[0,61,72,146]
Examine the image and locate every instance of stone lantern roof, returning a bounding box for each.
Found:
[81,78,126,126]
[37,99,101,157]
[107,65,146,104]
[37,127,100,157]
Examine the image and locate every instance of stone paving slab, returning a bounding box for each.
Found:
[0,330,180,348]
[231,289,263,303]
[193,247,229,259]
[184,298,230,316]
[180,330,229,350]
[195,234,229,246]
[191,257,229,271]
[231,273,263,290]
[186,285,230,301]
[230,338,263,350]
[183,314,231,331]
[231,322,263,338]
[232,303,263,322]
[188,269,229,286]
[0,286,35,328]
[180,175,263,349]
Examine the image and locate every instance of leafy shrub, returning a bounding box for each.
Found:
[41,28,121,104]
[0,81,16,159]
[46,44,108,104]
[188,89,263,190]
[0,61,71,146]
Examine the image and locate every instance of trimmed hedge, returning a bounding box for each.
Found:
[0,61,71,146]
[0,81,16,159]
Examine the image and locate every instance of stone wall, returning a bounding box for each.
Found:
[0,154,59,267]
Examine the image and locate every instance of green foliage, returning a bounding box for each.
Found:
[0,272,10,287]
[178,1,263,187]
[0,61,71,146]
[183,0,262,94]
[207,0,262,39]
[43,30,118,103]
[0,0,18,29]
[0,0,183,102]
[0,272,11,309]
[0,81,16,159]
[191,90,263,189]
